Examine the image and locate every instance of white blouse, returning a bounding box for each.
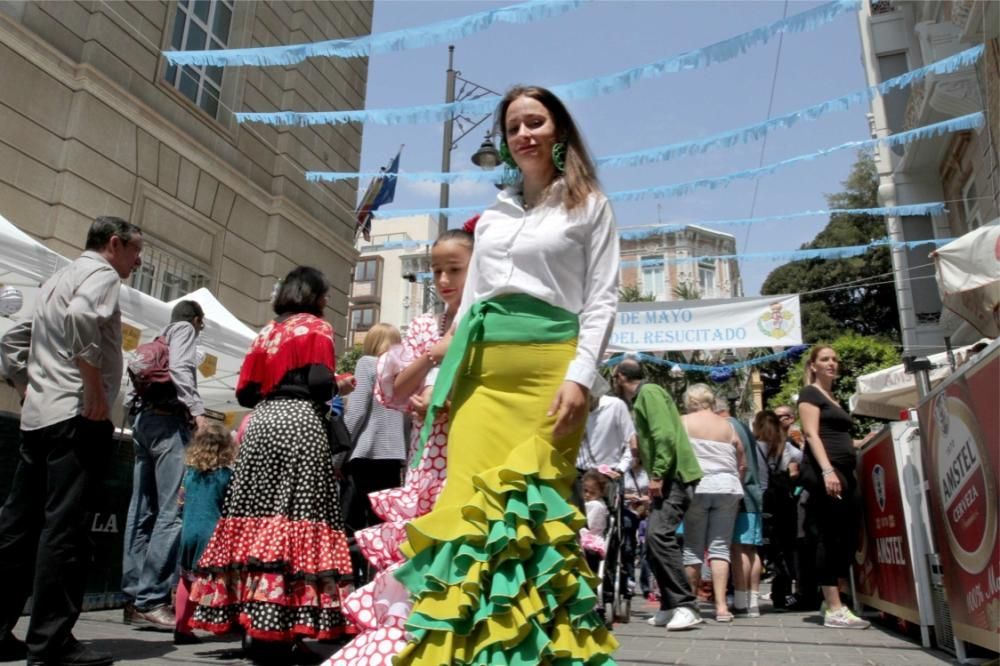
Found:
[456,182,620,390]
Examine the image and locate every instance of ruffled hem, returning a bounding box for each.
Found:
[190,571,353,641]
[368,462,446,525]
[196,515,353,577]
[392,434,618,665]
[325,565,411,665]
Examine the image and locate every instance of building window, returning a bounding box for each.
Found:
[698,263,716,297]
[962,175,981,230]
[355,258,380,283]
[164,0,234,118]
[640,255,666,300]
[130,242,210,301]
[349,305,378,332]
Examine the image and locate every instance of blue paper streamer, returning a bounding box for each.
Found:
[607,113,983,203]
[605,348,804,372]
[596,45,983,169]
[238,0,859,128]
[310,113,982,193]
[619,203,948,239]
[619,238,955,267]
[164,0,584,66]
[376,204,484,219]
[361,204,947,249]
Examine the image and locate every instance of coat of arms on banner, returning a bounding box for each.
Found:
[758,302,795,339]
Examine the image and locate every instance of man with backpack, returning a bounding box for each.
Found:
[121,300,207,631]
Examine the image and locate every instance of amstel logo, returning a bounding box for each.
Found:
[931,393,998,574]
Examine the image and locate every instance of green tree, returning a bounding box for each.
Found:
[768,333,899,436]
[619,285,656,302]
[336,344,364,375]
[760,152,900,342]
[672,283,701,301]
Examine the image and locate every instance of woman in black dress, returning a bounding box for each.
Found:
[798,345,874,630]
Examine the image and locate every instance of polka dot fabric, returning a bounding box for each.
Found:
[190,398,354,641]
[325,314,449,666]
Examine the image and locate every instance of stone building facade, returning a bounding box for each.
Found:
[857,0,999,353]
[0,0,371,344]
[619,224,742,301]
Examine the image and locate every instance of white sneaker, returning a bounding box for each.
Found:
[648,609,674,626]
[823,606,871,629]
[666,606,703,631]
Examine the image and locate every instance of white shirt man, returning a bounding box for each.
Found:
[576,394,636,476]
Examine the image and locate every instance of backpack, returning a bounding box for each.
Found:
[127,336,173,404]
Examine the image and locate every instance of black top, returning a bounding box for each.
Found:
[798,384,855,469]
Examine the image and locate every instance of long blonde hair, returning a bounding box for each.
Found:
[496,85,599,212]
[362,322,401,356]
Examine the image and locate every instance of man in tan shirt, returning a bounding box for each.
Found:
[0,216,142,666]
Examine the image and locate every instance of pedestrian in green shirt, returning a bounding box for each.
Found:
[614,359,704,631]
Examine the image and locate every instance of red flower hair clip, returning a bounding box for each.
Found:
[462,215,481,234]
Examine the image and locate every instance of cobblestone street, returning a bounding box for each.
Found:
[11,592,953,666]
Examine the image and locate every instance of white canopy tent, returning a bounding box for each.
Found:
[850,340,990,420]
[933,220,1000,338]
[0,214,255,415]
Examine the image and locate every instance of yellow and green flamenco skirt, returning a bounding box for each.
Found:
[393,339,618,665]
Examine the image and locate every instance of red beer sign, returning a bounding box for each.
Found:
[920,346,999,650]
[854,429,920,623]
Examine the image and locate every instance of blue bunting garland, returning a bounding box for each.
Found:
[608,113,983,203]
[605,347,806,372]
[361,203,947,249]
[619,203,948,239]
[619,238,954,267]
[164,0,585,66]
[237,0,860,128]
[372,236,954,269]
[308,113,982,192]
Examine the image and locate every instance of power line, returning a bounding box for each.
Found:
[740,0,789,255]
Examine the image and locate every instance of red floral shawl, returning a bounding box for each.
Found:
[236,313,337,399]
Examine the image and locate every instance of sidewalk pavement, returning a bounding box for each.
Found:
[10,595,953,665]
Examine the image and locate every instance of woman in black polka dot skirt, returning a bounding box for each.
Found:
[189,267,355,660]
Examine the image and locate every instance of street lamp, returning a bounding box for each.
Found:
[439,45,501,237]
[471,135,501,169]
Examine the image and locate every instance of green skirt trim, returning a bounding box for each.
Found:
[393,434,618,665]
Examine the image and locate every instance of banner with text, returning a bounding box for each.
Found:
[609,295,802,352]
[918,341,999,651]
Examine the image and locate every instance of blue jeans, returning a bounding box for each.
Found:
[121,411,189,610]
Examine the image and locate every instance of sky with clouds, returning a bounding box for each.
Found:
[357,0,871,296]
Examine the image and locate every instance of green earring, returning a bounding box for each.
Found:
[499,143,517,168]
[552,142,566,173]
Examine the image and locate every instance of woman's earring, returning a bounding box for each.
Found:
[499,143,517,168]
[499,143,520,186]
[552,142,566,173]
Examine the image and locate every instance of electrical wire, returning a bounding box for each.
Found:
[740,0,789,255]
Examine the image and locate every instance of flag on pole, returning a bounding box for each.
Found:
[356,148,401,242]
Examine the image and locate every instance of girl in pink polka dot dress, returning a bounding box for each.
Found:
[326,227,474,666]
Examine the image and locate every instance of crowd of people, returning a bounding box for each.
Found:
[0,85,877,666]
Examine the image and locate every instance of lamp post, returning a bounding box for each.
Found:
[438,45,501,237]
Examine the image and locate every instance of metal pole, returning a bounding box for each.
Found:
[438,45,456,238]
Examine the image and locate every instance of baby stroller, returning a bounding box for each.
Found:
[593,477,633,626]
